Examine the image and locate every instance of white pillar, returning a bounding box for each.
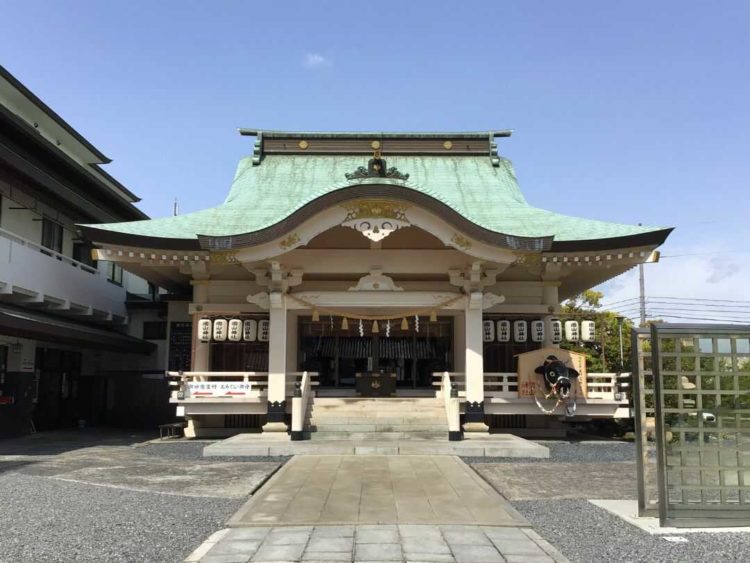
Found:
[264,292,288,433]
[464,292,488,434]
[186,279,209,438]
[191,281,210,373]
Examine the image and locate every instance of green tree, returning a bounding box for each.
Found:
[559,290,634,373]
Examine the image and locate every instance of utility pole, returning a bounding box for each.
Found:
[638,263,646,326]
[616,316,625,370]
[638,223,646,327]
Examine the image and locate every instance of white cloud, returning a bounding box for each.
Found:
[302,52,331,69]
[597,246,750,323]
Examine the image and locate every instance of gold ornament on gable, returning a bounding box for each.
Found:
[450,233,472,250]
[210,250,239,264]
[279,233,301,250]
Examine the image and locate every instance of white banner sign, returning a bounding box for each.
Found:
[186,381,253,398]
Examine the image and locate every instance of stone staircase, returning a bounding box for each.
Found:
[306,397,448,441]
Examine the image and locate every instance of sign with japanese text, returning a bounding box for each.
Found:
[185,381,253,398]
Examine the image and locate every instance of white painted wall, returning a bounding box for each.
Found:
[0,335,36,372]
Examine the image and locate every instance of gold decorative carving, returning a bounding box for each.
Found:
[341,199,409,222]
[513,252,543,266]
[450,233,472,250]
[211,250,238,264]
[279,233,301,250]
[371,140,381,149]
[443,140,453,150]
[341,200,411,241]
[298,140,309,149]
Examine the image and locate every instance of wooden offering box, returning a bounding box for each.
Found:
[356,372,397,397]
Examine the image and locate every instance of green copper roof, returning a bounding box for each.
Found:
[81,153,669,248]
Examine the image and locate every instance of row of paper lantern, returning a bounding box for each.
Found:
[483,320,596,343]
[198,318,270,343]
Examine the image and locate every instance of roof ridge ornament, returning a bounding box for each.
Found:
[345,148,410,181]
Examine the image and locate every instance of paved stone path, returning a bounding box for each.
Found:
[187,455,570,562]
[186,524,566,562]
[229,455,526,526]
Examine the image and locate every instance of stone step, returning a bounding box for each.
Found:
[308,417,446,425]
[310,399,441,409]
[309,431,447,441]
[310,423,448,432]
[310,406,445,413]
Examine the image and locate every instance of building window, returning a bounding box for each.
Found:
[41,218,63,254]
[73,242,96,269]
[143,321,167,340]
[106,262,123,285]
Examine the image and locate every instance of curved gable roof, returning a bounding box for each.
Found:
[80,144,671,252]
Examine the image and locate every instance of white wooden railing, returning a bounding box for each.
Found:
[166,371,320,401]
[0,226,126,316]
[433,371,629,402]
[440,371,461,436]
[0,227,99,273]
[484,373,519,398]
[587,373,629,400]
[291,371,313,436]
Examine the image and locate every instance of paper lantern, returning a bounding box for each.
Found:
[401,317,408,330]
[429,310,437,322]
[372,320,379,333]
[228,319,242,342]
[581,320,596,342]
[312,309,320,322]
[513,320,527,342]
[564,320,580,342]
[341,317,349,330]
[198,319,212,342]
[483,320,495,342]
[550,319,563,344]
[258,319,270,342]
[497,320,511,342]
[531,320,545,343]
[242,319,257,341]
[213,319,228,341]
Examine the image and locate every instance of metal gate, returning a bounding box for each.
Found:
[634,324,750,527]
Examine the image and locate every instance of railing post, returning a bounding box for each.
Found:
[290,371,308,441]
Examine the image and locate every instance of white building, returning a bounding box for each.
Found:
[0,65,168,436]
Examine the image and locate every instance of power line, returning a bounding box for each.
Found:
[642,313,750,324]
[661,251,749,259]
[649,296,750,304]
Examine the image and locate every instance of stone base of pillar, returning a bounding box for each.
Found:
[462,421,490,439]
[184,417,200,439]
[261,421,289,434]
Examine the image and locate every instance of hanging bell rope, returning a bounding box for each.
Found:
[286,294,463,321]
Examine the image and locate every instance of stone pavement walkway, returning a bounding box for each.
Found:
[229,455,526,526]
[186,455,569,562]
[186,524,567,563]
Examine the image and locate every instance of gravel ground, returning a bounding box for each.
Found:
[0,471,240,563]
[139,440,291,463]
[513,499,750,563]
[465,439,639,464]
[0,438,288,563]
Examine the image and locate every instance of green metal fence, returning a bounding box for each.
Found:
[635,324,750,527]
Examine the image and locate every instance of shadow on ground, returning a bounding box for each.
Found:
[0,428,156,456]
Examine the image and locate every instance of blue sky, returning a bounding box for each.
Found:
[2,1,749,318]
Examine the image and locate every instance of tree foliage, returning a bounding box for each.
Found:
[559,290,634,373]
